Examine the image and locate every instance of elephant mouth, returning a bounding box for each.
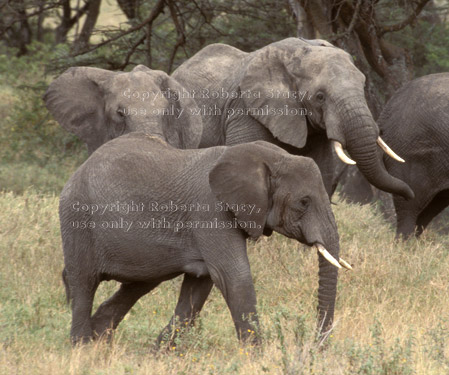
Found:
[314,243,352,270]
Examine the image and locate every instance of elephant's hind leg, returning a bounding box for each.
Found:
[156,274,213,348]
[91,281,160,340]
[68,274,100,345]
[416,189,449,236]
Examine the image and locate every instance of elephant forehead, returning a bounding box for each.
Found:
[281,156,321,180]
[301,48,359,76]
[110,72,161,92]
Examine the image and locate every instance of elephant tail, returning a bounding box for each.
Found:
[62,268,71,304]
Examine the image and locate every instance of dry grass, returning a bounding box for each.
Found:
[1,190,449,374]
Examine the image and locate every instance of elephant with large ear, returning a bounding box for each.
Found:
[172,37,414,200]
[44,65,202,154]
[60,134,350,346]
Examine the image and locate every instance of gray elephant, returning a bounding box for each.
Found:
[339,73,449,238]
[44,65,202,154]
[377,73,449,238]
[172,37,413,200]
[60,133,350,345]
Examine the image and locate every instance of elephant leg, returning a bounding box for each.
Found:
[208,265,260,344]
[68,275,100,345]
[416,190,449,236]
[394,202,418,240]
[156,274,213,348]
[91,281,159,339]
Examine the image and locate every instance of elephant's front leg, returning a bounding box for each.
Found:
[394,196,418,239]
[207,258,260,345]
[156,274,213,348]
[91,281,159,339]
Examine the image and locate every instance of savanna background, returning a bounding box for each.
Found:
[1,1,449,374]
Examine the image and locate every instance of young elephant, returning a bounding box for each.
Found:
[60,133,350,346]
[44,65,202,155]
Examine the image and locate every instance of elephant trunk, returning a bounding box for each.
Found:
[341,104,414,200]
[304,207,341,339]
[316,230,340,338]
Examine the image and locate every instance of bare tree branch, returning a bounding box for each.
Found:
[166,0,186,73]
[377,0,431,36]
[330,0,362,42]
[119,32,146,70]
[69,0,165,57]
[0,1,61,38]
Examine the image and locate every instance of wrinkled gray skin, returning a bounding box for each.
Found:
[342,74,449,239]
[60,134,340,346]
[172,37,414,200]
[44,65,203,154]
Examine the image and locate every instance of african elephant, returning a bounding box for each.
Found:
[172,37,413,200]
[60,133,350,345]
[44,65,202,154]
[376,73,449,238]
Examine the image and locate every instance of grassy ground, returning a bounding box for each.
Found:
[1,190,448,374]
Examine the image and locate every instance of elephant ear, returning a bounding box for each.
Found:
[239,46,308,149]
[44,67,116,152]
[209,143,272,239]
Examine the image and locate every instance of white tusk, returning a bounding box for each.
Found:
[333,141,356,165]
[377,137,405,163]
[339,258,353,270]
[316,244,342,269]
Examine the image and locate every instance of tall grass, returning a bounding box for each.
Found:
[1,191,448,374]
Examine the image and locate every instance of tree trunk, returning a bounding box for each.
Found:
[117,0,137,19]
[73,0,102,53]
[15,0,32,56]
[36,0,45,42]
[55,0,72,44]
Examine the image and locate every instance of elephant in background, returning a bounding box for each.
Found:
[44,65,202,154]
[172,37,413,200]
[340,73,449,238]
[378,73,449,238]
[60,134,350,345]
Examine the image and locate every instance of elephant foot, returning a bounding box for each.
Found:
[155,318,193,351]
[91,317,116,342]
[71,331,95,346]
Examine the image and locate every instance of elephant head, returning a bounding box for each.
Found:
[209,141,349,335]
[44,65,202,154]
[237,38,414,200]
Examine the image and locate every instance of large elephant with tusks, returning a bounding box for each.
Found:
[172,37,414,200]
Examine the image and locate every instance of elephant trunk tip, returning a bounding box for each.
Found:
[381,178,414,201]
[402,185,415,201]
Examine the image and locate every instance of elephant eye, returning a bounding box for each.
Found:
[315,92,325,103]
[297,197,310,213]
[167,88,179,102]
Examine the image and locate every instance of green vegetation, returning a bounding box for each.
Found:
[0,42,87,194]
[1,191,449,374]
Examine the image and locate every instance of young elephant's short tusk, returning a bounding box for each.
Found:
[316,244,342,269]
[339,258,353,270]
[333,141,356,165]
[377,137,405,163]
